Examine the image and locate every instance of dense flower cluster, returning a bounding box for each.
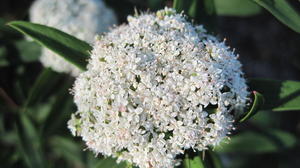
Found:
[30,0,117,76]
[68,8,249,168]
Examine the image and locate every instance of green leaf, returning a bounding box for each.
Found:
[249,110,280,127]
[42,82,74,136]
[173,0,216,30]
[204,151,222,168]
[215,0,262,16]
[187,0,200,18]
[239,91,264,122]
[173,0,193,19]
[202,0,216,16]
[8,21,92,70]
[0,145,21,168]
[87,155,127,168]
[253,0,300,33]
[23,68,61,109]
[27,101,53,123]
[148,0,164,10]
[0,46,9,67]
[15,113,46,168]
[50,136,84,167]
[173,0,215,18]
[249,78,300,111]
[183,154,204,168]
[15,40,41,62]
[173,0,187,13]
[0,18,21,40]
[214,129,297,154]
[25,78,73,125]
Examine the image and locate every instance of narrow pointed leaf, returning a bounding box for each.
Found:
[204,151,223,168]
[239,91,264,122]
[215,0,262,16]
[249,78,300,111]
[15,113,46,168]
[24,68,61,108]
[50,136,84,167]
[215,129,297,154]
[173,0,186,12]
[148,0,164,10]
[173,0,216,30]
[87,155,127,168]
[173,0,205,19]
[8,21,92,70]
[0,18,21,40]
[42,94,74,137]
[183,154,204,168]
[253,0,300,33]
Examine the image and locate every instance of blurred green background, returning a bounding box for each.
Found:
[1,0,300,168]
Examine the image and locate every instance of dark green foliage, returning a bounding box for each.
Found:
[1,0,300,168]
[214,0,262,16]
[239,91,264,122]
[253,0,300,33]
[8,21,92,70]
[249,79,300,111]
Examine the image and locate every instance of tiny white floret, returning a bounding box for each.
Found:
[30,0,117,76]
[68,8,249,168]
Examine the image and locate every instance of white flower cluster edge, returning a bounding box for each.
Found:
[68,8,249,168]
[29,0,117,76]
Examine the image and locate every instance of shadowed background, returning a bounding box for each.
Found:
[0,0,300,168]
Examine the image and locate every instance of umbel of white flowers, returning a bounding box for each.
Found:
[30,0,117,76]
[68,8,249,168]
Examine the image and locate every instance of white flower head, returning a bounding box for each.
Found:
[68,8,249,168]
[30,0,117,76]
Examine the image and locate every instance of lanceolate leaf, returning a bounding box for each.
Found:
[215,0,262,16]
[239,91,264,122]
[183,154,204,168]
[87,155,127,168]
[23,68,61,109]
[173,0,188,13]
[214,129,297,154]
[0,19,21,40]
[173,0,215,16]
[50,136,84,167]
[42,84,74,137]
[173,0,216,30]
[8,21,92,70]
[15,113,46,168]
[204,151,222,168]
[253,0,300,33]
[148,0,164,10]
[249,78,300,111]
